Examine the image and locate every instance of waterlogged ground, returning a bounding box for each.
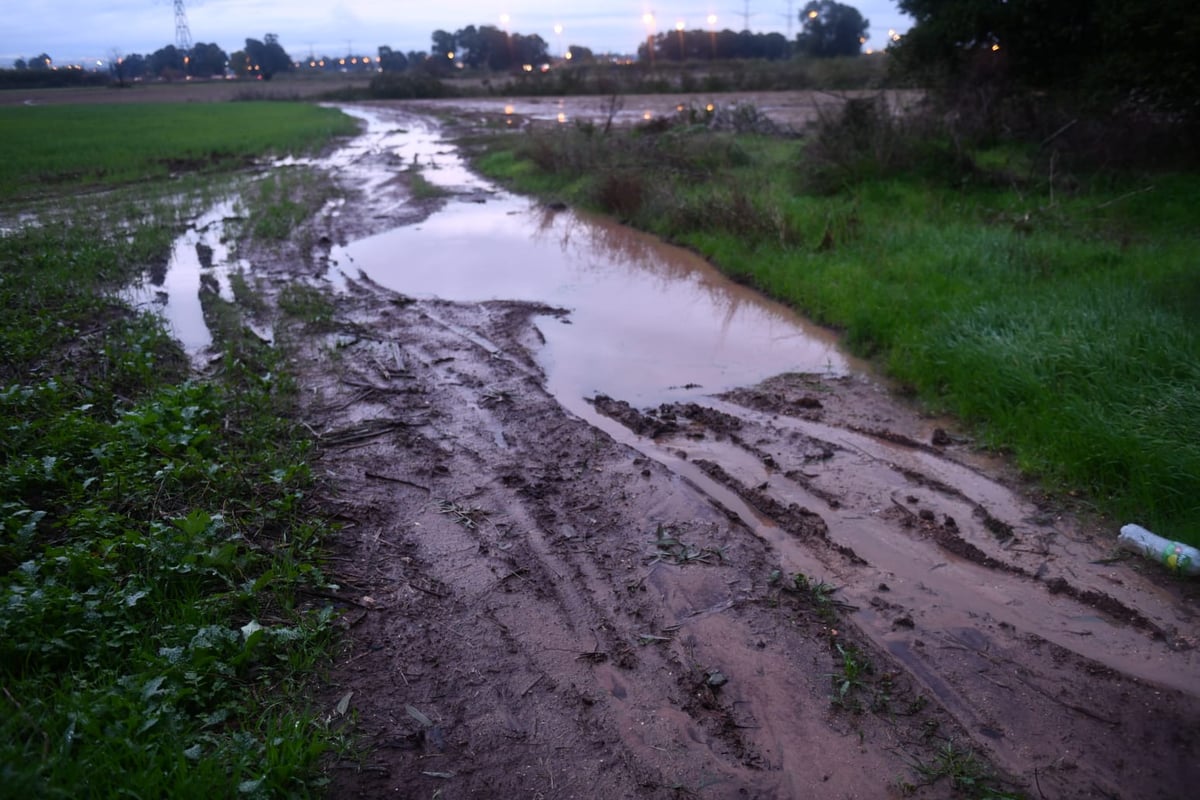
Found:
[158,102,1199,798]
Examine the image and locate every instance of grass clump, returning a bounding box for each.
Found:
[473,98,1200,545]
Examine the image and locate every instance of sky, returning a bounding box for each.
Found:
[3,1,912,67]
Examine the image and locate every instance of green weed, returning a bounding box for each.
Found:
[908,739,1022,799]
[1,106,351,796]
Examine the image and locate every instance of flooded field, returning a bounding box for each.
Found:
[141,102,1199,799]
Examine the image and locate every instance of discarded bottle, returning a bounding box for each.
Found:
[1118,524,1200,577]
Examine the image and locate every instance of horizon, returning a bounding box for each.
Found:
[3,2,912,68]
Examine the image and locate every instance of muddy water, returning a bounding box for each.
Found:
[328,107,850,407]
[322,107,1199,700]
[123,200,255,358]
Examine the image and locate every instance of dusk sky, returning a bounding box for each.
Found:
[3,1,912,66]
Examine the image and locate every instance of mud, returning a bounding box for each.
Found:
[222,105,1200,798]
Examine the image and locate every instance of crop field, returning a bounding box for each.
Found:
[0,101,353,797]
[0,102,358,197]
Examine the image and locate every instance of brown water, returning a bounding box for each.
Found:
[328,107,851,408]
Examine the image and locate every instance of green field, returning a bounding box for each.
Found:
[0,102,357,197]
[1,103,352,796]
[473,113,1200,546]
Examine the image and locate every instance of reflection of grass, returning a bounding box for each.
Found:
[475,115,1200,546]
[0,102,357,197]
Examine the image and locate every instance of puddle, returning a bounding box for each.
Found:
[122,199,268,361]
[328,110,850,408]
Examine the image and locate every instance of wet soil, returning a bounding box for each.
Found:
[237,105,1200,799]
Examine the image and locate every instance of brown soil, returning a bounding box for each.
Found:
[240,105,1200,799]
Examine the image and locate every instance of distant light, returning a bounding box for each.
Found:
[642,13,655,27]
[522,64,533,72]
[564,51,573,60]
[676,20,685,31]
[991,43,1001,52]
[643,111,652,120]
[504,105,515,115]
[554,24,563,35]
[557,112,567,124]
[706,103,714,112]
[809,10,819,18]
[447,52,454,59]
[707,14,718,26]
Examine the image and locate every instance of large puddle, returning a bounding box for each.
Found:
[326,107,851,409]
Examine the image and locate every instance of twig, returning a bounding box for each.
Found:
[1095,185,1154,210]
[365,471,431,492]
[1040,118,1077,147]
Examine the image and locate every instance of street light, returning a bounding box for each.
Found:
[707,14,718,59]
[675,20,686,61]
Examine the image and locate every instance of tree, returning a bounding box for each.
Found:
[188,42,228,77]
[377,46,409,73]
[567,45,594,64]
[13,58,27,70]
[796,1,868,58]
[895,0,1200,117]
[28,53,53,70]
[149,45,185,78]
[244,34,292,80]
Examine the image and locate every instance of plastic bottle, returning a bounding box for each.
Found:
[1118,524,1200,577]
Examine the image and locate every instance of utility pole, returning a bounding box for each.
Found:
[174,0,192,52]
[733,1,752,31]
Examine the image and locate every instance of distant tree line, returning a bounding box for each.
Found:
[3,2,878,92]
[641,2,869,62]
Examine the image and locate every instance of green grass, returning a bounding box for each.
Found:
[0,102,358,198]
[1,106,353,796]
[473,118,1200,545]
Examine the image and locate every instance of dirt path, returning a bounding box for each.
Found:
[247,104,1199,799]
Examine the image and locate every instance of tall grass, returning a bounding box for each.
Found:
[0,103,358,198]
[474,108,1200,544]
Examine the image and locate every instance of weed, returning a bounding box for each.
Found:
[278,284,337,331]
[647,524,725,566]
[437,499,489,530]
[828,642,874,711]
[406,163,449,200]
[0,108,351,795]
[910,739,1022,799]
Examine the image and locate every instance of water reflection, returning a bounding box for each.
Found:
[332,181,847,406]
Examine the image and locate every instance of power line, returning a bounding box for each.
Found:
[173,0,192,52]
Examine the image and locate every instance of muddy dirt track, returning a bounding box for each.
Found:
[235,103,1200,799]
